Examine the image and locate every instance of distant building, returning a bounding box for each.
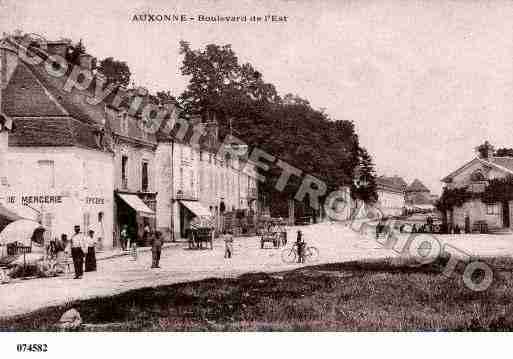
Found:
[376,175,407,216]
[405,179,435,211]
[441,142,513,231]
[159,118,259,240]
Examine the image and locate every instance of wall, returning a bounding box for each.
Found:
[445,159,512,229]
[451,199,502,229]
[155,142,173,240]
[113,142,156,193]
[2,146,115,248]
[0,131,7,189]
[166,140,259,239]
[377,189,404,216]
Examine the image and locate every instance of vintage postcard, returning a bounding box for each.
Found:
[0,0,513,354]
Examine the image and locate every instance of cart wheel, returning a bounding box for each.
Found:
[281,248,296,263]
[305,246,319,262]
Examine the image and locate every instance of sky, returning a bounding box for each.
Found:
[1,0,513,195]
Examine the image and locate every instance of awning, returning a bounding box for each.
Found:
[0,204,24,222]
[117,193,155,217]
[180,200,211,217]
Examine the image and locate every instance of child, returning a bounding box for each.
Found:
[224,231,234,259]
[130,240,138,261]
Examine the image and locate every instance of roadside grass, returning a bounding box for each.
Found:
[2,255,513,331]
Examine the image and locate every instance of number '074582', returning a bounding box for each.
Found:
[16,344,48,352]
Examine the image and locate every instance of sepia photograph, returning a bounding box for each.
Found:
[0,0,513,352]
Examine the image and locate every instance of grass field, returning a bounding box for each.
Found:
[2,256,513,331]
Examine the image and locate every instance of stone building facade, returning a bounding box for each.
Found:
[0,35,115,248]
[0,33,260,246]
[441,144,513,231]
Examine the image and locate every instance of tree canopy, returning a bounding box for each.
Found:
[495,148,513,157]
[178,41,376,215]
[97,57,131,87]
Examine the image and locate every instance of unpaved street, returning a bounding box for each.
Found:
[2,223,513,318]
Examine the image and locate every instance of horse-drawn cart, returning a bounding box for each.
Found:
[188,227,214,250]
[259,217,287,249]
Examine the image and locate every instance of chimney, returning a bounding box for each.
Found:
[79,53,96,70]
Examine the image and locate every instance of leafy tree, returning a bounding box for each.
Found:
[178,41,373,214]
[351,147,378,204]
[156,90,177,105]
[97,57,131,87]
[436,187,470,211]
[475,140,494,159]
[481,176,513,204]
[495,148,513,157]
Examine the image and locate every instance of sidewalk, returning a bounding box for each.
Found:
[95,241,184,261]
[0,224,395,318]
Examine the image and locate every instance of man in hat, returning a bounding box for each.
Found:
[70,225,86,279]
[151,231,163,268]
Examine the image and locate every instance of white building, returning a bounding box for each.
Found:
[156,119,259,240]
[0,36,115,248]
[0,33,260,246]
[376,176,407,217]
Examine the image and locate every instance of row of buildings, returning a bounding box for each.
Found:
[375,175,436,217]
[0,33,259,249]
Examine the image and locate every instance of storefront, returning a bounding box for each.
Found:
[114,192,155,246]
[0,190,114,249]
[175,200,212,239]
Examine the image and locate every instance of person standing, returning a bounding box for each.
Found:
[143,222,151,245]
[151,231,163,268]
[70,225,86,279]
[84,229,97,272]
[223,230,234,259]
[56,234,69,273]
[296,230,305,264]
[120,224,128,251]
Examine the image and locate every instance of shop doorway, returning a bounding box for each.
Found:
[503,201,510,228]
[179,203,195,239]
[115,196,138,247]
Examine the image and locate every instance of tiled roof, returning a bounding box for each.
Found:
[1,61,67,117]
[1,37,107,150]
[490,157,513,173]
[8,117,102,149]
[25,59,101,126]
[406,179,430,193]
[377,175,407,193]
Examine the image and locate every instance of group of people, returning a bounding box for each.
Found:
[45,225,98,279]
[69,225,98,279]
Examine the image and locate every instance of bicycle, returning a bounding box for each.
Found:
[281,243,319,264]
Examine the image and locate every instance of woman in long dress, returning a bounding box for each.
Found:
[84,230,97,272]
